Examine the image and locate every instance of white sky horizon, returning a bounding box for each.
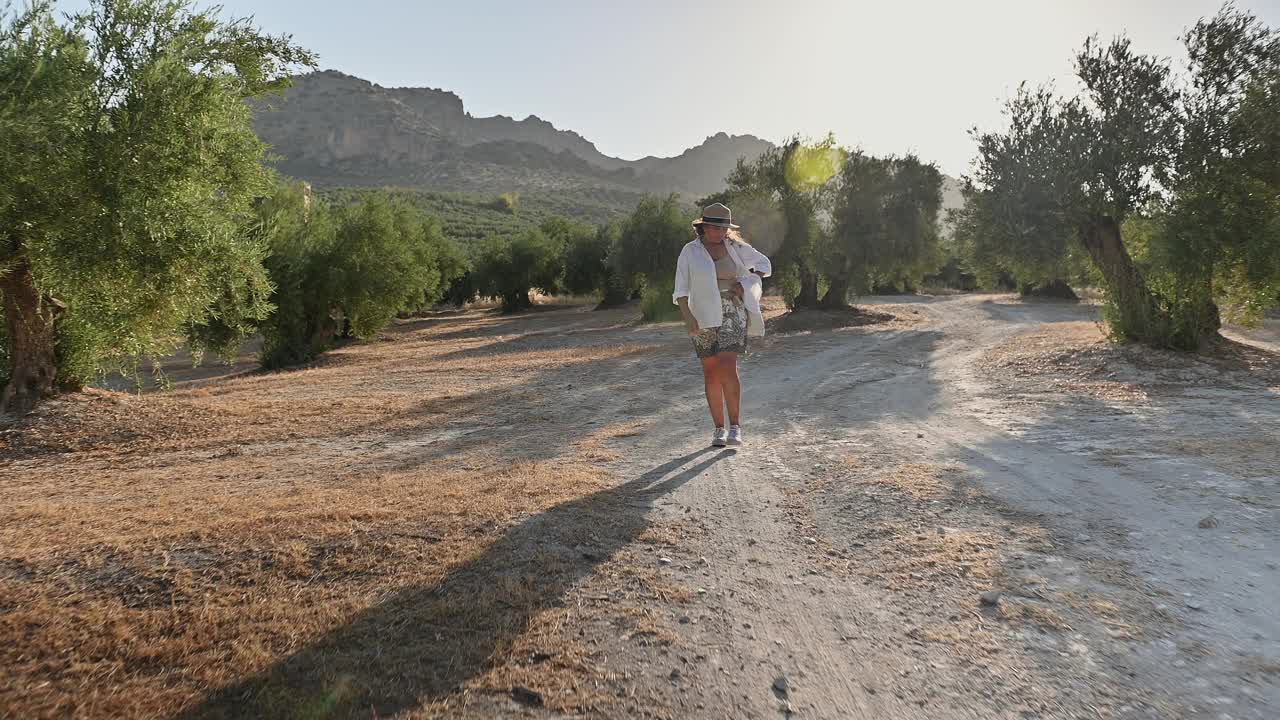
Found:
[53,0,1280,177]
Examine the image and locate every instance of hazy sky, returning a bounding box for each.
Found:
[56,0,1280,176]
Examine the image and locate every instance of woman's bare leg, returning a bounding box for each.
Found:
[718,351,741,427]
[700,356,726,428]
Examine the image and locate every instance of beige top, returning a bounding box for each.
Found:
[714,254,737,291]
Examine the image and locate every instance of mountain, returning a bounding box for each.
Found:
[249,71,774,204]
[249,71,966,229]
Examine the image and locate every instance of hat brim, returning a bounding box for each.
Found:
[692,218,740,229]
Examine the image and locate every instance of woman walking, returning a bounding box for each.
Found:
[673,203,772,447]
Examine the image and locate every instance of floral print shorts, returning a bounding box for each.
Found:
[692,292,748,358]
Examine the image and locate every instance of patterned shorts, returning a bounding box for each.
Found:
[692,292,748,358]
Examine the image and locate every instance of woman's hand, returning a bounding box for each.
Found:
[731,281,745,300]
[686,320,701,337]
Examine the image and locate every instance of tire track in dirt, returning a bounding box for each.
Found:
[587,296,1277,719]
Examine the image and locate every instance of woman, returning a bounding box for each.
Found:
[673,203,771,447]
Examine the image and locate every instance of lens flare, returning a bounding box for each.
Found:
[785,144,845,193]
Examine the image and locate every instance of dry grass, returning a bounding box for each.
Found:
[996,601,1073,632]
[0,304,687,719]
[852,460,965,501]
[981,321,1280,402]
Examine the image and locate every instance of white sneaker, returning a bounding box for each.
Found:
[711,427,728,447]
[727,425,743,446]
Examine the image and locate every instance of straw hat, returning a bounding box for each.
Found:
[691,202,740,229]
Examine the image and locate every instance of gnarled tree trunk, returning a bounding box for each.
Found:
[1,259,64,415]
[793,266,820,309]
[597,271,632,308]
[1177,275,1223,347]
[1078,217,1166,344]
[819,275,852,309]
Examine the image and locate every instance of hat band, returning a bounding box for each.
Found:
[701,216,732,224]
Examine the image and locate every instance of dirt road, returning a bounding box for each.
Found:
[544,294,1275,720]
[4,295,1277,719]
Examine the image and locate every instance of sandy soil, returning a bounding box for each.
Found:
[2,295,1277,719]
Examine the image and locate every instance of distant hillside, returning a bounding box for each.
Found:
[250,71,774,205]
[941,176,964,214]
[251,71,965,231]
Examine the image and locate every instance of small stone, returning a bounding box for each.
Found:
[773,675,790,695]
[804,536,818,545]
[659,557,673,565]
[743,622,753,629]
[679,615,692,624]
[1199,515,1219,529]
[1185,598,1204,611]
[979,591,1002,607]
[917,433,925,439]
[669,669,682,681]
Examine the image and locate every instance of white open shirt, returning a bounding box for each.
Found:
[672,239,773,337]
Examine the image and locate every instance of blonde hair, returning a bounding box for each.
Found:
[695,225,751,246]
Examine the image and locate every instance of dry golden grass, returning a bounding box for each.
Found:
[997,601,1073,632]
[0,305,687,719]
[980,320,1280,402]
[853,461,965,501]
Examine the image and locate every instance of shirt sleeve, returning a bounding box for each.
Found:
[672,247,691,302]
[741,244,772,278]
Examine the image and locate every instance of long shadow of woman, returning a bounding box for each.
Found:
[182,447,732,719]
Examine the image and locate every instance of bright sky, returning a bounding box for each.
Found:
[56,0,1280,176]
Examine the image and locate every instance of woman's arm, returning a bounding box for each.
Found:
[677,297,699,336]
[673,248,698,335]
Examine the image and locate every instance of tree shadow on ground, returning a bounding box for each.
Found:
[179,447,732,719]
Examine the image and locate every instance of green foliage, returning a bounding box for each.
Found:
[640,280,681,322]
[719,136,944,307]
[562,221,616,297]
[1161,7,1280,327]
[615,195,694,285]
[323,187,640,244]
[959,6,1279,348]
[487,192,520,213]
[254,183,336,368]
[434,232,474,307]
[255,183,459,368]
[473,227,565,312]
[724,136,844,307]
[0,0,313,403]
[771,264,802,310]
[599,223,641,307]
[827,153,944,303]
[333,197,452,335]
[950,181,1094,291]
